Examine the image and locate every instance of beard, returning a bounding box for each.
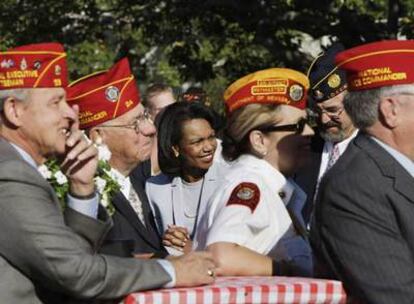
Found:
[319,121,347,143]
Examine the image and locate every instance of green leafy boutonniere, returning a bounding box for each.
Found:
[38,143,120,216]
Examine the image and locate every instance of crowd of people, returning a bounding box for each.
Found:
[1,39,414,304]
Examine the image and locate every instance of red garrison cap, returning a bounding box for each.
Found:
[223,68,309,115]
[0,42,67,89]
[335,40,414,91]
[67,58,141,129]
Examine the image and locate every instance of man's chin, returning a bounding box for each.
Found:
[320,130,345,143]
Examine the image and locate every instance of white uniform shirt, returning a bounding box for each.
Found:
[194,154,296,257]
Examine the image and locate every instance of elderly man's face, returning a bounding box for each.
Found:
[100,103,156,170]
[17,88,76,162]
[314,91,356,143]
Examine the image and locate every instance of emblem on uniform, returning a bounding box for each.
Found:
[33,61,42,70]
[227,182,260,213]
[327,73,341,88]
[20,58,28,70]
[105,86,120,102]
[54,64,61,76]
[313,89,324,100]
[289,84,304,102]
[1,59,14,69]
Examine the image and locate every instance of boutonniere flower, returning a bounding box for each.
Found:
[38,143,120,216]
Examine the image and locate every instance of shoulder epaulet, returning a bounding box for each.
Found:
[226,182,260,213]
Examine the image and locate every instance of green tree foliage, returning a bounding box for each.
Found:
[0,0,413,112]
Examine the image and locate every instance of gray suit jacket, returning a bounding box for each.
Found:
[0,138,171,304]
[311,133,414,304]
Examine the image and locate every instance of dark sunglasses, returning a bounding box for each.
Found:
[257,117,312,135]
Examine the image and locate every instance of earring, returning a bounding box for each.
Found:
[172,147,179,158]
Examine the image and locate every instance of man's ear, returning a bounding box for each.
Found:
[249,130,268,157]
[2,97,26,127]
[89,127,103,145]
[378,96,399,128]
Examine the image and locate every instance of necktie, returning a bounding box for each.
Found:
[128,188,146,226]
[313,143,341,205]
[326,143,340,171]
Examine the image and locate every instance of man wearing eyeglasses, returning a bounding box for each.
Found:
[0,44,215,304]
[67,59,173,259]
[295,43,357,226]
[311,39,414,304]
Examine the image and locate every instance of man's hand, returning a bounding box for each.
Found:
[170,251,216,287]
[61,105,98,197]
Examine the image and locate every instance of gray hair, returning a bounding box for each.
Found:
[0,89,30,111]
[344,84,414,130]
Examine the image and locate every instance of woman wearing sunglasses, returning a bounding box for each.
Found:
[194,68,315,276]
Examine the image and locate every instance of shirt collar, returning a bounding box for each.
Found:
[235,154,287,194]
[9,142,38,169]
[326,129,359,154]
[108,167,131,194]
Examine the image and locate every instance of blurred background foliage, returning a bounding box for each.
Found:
[1,0,413,113]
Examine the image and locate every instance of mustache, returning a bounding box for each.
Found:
[320,121,340,129]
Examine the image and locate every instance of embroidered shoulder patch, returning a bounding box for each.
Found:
[226,182,260,213]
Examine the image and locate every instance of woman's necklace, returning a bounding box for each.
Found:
[172,177,205,239]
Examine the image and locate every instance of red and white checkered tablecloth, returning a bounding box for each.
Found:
[123,276,346,304]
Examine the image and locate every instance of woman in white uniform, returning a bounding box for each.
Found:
[146,102,226,255]
[194,68,314,276]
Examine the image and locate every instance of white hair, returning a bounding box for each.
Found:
[0,89,30,110]
[344,84,414,130]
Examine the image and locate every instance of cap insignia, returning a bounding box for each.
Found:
[289,84,304,102]
[105,86,120,102]
[327,73,341,88]
[20,58,28,71]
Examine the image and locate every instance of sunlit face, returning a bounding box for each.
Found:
[100,104,156,170]
[175,118,217,175]
[262,105,314,176]
[392,93,414,160]
[18,88,76,162]
[148,91,175,119]
[315,91,356,143]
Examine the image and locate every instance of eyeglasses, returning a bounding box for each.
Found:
[312,106,344,120]
[98,109,152,133]
[257,118,312,135]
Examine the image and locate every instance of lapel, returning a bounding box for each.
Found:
[112,180,159,246]
[355,133,414,203]
[171,176,185,226]
[0,138,62,207]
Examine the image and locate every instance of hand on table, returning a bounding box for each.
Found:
[170,251,217,287]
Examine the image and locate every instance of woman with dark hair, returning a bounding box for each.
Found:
[194,68,315,276]
[146,102,226,255]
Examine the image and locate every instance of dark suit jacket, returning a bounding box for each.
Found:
[0,138,171,304]
[294,133,324,225]
[310,133,414,304]
[100,166,168,258]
